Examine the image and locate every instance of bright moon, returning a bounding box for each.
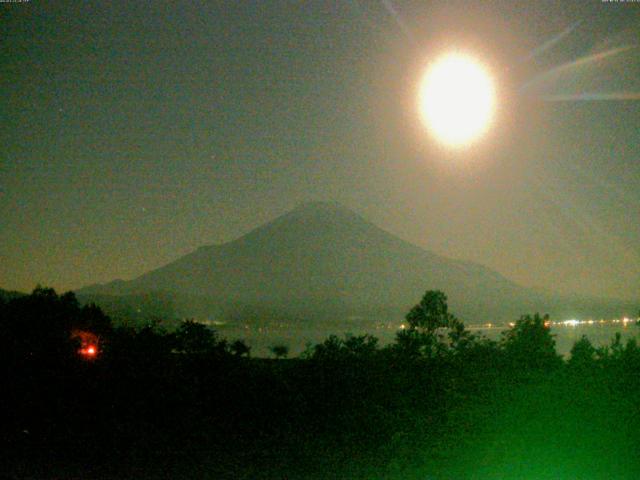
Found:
[419,53,496,148]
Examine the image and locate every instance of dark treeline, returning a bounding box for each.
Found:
[2,287,640,479]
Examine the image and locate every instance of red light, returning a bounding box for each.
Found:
[72,330,100,359]
[79,344,98,358]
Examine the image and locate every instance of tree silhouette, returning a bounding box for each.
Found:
[77,302,113,336]
[230,339,251,357]
[175,319,219,354]
[310,334,380,361]
[569,335,596,369]
[405,290,454,333]
[447,316,476,353]
[501,313,561,371]
[396,290,467,358]
[393,328,436,359]
[0,286,97,365]
[343,334,378,357]
[270,344,289,359]
[311,335,344,361]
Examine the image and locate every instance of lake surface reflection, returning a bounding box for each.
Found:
[217,318,639,358]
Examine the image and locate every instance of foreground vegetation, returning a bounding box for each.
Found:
[1,287,640,479]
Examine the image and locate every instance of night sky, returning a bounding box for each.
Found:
[1,1,639,300]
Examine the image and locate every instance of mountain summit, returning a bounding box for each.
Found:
[78,202,632,323]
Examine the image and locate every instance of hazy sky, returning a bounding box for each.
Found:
[1,1,639,300]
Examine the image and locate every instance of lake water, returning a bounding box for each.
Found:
[216,318,639,358]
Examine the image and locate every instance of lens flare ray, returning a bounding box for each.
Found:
[381,0,416,44]
[542,92,640,102]
[521,46,634,93]
[522,21,582,63]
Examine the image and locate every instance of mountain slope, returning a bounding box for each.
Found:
[78,202,635,323]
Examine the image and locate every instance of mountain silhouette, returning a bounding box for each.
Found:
[78,202,635,324]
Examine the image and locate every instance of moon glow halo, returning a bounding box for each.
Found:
[419,53,496,148]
